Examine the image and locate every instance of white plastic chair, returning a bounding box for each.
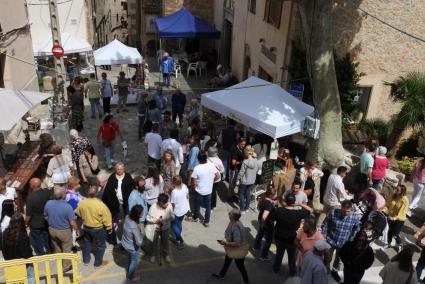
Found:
[187,62,199,78]
[198,61,207,76]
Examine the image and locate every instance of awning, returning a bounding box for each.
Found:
[33,32,92,56]
[201,77,315,138]
[93,39,143,65]
[155,8,220,39]
[0,88,52,131]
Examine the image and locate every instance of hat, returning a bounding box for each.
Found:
[216,64,223,70]
[314,240,330,252]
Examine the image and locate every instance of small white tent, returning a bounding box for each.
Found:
[93,39,143,65]
[33,32,92,56]
[0,89,52,131]
[201,77,314,138]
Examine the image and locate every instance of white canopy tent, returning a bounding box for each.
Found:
[93,39,143,65]
[201,77,315,139]
[0,88,52,131]
[33,32,92,57]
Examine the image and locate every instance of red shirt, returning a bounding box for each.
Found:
[372,156,389,180]
[100,122,119,142]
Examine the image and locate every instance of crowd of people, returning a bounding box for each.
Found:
[1,67,425,284]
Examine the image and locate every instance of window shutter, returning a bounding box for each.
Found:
[264,0,270,21]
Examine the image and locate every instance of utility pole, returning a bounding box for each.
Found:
[48,0,67,123]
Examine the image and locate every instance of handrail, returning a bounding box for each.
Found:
[0,253,81,284]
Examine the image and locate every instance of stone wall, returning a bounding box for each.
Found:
[164,0,215,24]
[331,0,425,120]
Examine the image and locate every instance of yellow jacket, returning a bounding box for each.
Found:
[383,196,409,221]
[75,198,112,230]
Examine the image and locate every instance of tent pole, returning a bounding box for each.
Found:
[159,38,162,85]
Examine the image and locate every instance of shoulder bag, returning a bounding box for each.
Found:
[85,155,100,175]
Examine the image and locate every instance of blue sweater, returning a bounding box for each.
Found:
[159,56,174,74]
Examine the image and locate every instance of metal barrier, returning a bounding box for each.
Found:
[0,253,81,284]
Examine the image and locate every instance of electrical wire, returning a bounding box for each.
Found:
[27,0,73,5]
[345,0,425,43]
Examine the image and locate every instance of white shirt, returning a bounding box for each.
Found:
[116,175,124,205]
[145,132,163,160]
[1,215,11,232]
[170,184,190,217]
[145,176,164,205]
[0,187,17,217]
[323,174,352,207]
[191,162,218,195]
[161,138,184,165]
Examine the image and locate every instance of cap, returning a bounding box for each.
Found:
[314,240,330,252]
[216,64,223,70]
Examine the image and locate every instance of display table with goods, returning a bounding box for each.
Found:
[2,141,43,212]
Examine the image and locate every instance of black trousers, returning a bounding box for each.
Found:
[148,156,161,172]
[343,267,365,284]
[103,97,111,114]
[388,220,404,245]
[219,255,249,284]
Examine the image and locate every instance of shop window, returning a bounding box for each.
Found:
[264,0,283,28]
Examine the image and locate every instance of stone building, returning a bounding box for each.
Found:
[214,0,295,87]
[331,0,425,121]
[214,0,425,120]
[127,0,215,55]
[0,0,38,90]
[94,0,128,47]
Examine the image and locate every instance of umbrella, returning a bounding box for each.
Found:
[0,88,52,131]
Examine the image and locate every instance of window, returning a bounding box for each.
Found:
[264,0,283,28]
[116,14,119,24]
[249,0,256,14]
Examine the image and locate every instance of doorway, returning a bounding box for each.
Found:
[258,66,273,82]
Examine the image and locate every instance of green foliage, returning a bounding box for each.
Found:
[395,132,420,160]
[397,156,421,176]
[358,119,393,146]
[385,72,425,129]
[334,53,362,115]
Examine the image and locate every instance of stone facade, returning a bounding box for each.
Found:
[214,0,296,86]
[95,0,128,47]
[0,0,38,91]
[332,0,425,121]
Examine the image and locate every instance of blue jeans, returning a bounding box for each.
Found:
[163,73,171,87]
[125,249,140,280]
[104,139,116,168]
[89,98,102,117]
[82,227,107,266]
[193,192,212,224]
[253,225,274,258]
[171,215,185,242]
[372,179,383,190]
[30,228,51,255]
[273,240,297,276]
[239,184,253,212]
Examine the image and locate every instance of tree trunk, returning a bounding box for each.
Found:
[299,0,345,170]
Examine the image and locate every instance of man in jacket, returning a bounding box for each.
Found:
[159,52,174,87]
[171,88,186,127]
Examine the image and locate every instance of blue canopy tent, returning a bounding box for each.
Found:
[155,8,220,39]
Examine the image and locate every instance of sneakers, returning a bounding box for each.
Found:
[203,222,210,227]
[331,270,341,283]
[407,210,413,217]
[241,211,246,215]
[212,273,225,279]
[127,276,140,282]
[165,256,171,263]
[149,256,155,263]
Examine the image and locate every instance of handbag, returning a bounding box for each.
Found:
[144,223,156,242]
[225,243,249,259]
[85,155,100,175]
